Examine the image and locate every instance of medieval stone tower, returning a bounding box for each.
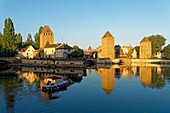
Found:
[101,31,115,60]
[40,25,54,48]
[140,37,152,59]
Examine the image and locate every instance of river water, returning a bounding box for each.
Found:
[0,65,170,113]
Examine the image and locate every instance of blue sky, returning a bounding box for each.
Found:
[0,0,170,49]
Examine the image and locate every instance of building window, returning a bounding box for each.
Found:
[52,50,53,53]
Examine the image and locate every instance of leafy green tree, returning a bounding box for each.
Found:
[0,32,2,47]
[1,18,17,56]
[15,33,22,49]
[0,32,3,54]
[164,44,170,58]
[148,35,166,55]
[34,26,43,49]
[134,46,140,58]
[27,33,33,43]
[70,45,84,58]
[21,34,34,48]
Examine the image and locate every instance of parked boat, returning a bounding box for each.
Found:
[42,80,68,91]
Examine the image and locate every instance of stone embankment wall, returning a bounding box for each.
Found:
[131,59,170,64]
[21,59,85,68]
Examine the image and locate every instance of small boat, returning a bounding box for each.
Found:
[42,80,68,92]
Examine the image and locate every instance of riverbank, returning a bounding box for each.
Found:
[8,59,87,68]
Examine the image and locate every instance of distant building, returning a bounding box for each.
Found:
[18,45,35,59]
[40,25,54,49]
[121,46,131,58]
[84,46,93,58]
[131,48,137,58]
[44,43,61,58]
[44,43,73,59]
[33,49,44,59]
[155,50,164,59]
[140,37,152,59]
[56,43,73,59]
[114,45,121,58]
[120,45,137,58]
[96,31,115,60]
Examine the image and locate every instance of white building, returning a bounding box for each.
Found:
[18,45,35,59]
[121,45,137,58]
[44,44,60,58]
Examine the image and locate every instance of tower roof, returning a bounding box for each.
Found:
[88,46,92,51]
[41,25,53,34]
[140,37,151,43]
[102,31,114,38]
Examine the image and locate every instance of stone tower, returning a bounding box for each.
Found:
[140,37,152,59]
[101,31,115,60]
[40,25,54,48]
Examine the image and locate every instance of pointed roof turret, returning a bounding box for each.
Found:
[88,46,92,52]
[102,31,114,38]
[140,37,151,43]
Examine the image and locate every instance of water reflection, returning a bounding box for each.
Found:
[0,65,170,113]
[95,65,170,92]
[0,67,86,112]
[96,67,114,95]
[0,73,21,113]
[140,66,152,87]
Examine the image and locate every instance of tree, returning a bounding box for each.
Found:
[70,45,84,58]
[0,32,2,47]
[27,34,32,43]
[0,32,3,55]
[2,18,17,56]
[15,33,22,49]
[34,26,43,49]
[134,46,140,58]
[148,35,166,55]
[22,34,34,48]
[164,44,170,58]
